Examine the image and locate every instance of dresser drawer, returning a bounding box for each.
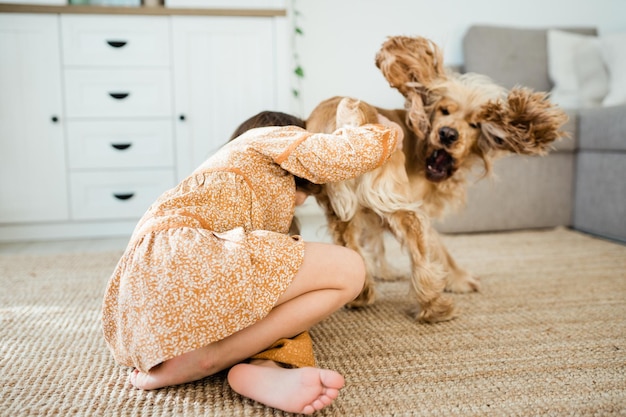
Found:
[64,69,172,118]
[61,15,170,67]
[70,170,175,220]
[67,120,174,169]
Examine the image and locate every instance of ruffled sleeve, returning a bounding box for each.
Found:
[247,124,398,184]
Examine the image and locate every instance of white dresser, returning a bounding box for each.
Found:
[0,10,289,241]
[62,15,176,222]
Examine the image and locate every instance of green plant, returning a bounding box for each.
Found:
[291,0,304,115]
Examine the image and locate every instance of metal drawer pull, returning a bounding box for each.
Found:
[106,40,128,48]
[109,92,130,100]
[111,143,132,150]
[113,192,135,201]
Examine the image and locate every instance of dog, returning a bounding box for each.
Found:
[306,36,568,323]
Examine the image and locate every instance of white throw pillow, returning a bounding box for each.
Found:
[601,33,626,106]
[547,30,609,108]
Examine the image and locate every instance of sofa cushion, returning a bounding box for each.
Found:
[547,30,609,108]
[601,33,626,106]
[435,153,575,233]
[463,25,597,92]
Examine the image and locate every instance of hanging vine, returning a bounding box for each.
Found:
[291,0,305,116]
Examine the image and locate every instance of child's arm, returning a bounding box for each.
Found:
[251,124,399,184]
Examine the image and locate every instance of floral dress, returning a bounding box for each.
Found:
[101,124,397,372]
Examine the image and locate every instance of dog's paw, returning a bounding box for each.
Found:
[335,97,377,128]
[445,270,480,293]
[336,97,363,128]
[410,295,456,323]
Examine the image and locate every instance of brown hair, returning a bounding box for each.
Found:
[229,111,322,196]
[230,111,306,140]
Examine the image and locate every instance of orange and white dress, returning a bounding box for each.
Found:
[101,124,397,372]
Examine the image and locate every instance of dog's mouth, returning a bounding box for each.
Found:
[425,149,455,182]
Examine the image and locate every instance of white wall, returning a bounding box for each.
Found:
[288,0,626,117]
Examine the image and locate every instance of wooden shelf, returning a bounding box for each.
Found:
[0,3,286,16]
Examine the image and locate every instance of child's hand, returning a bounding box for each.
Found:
[376,114,404,151]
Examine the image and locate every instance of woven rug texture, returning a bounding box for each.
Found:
[1,228,625,416]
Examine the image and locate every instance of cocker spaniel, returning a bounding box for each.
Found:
[306,36,568,322]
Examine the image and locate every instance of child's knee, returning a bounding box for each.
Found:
[340,248,366,298]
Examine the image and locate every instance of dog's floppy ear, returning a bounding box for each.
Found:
[375,36,446,139]
[479,88,569,155]
[375,36,445,97]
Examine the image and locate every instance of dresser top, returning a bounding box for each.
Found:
[0,3,286,16]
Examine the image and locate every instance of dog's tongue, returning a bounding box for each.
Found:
[426,149,453,182]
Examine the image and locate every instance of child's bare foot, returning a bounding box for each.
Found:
[227,360,345,414]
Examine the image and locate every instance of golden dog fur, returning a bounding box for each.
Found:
[306,36,568,323]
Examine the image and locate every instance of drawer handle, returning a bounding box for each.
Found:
[109,92,130,100]
[113,192,135,201]
[111,143,132,150]
[106,40,128,48]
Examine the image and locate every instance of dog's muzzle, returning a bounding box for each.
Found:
[425,127,458,182]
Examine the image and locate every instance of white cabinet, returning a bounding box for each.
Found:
[172,16,289,180]
[0,14,68,223]
[61,15,177,222]
[0,11,289,241]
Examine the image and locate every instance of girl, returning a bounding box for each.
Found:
[101,98,401,414]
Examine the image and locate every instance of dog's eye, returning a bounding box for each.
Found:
[494,137,504,145]
[469,122,479,129]
[440,107,449,116]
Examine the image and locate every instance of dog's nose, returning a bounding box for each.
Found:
[439,127,458,146]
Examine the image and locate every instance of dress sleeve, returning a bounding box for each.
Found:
[248,124,398,184]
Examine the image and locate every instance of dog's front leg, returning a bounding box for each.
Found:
[356,210,407,281]
[443,248,480,293]
[341,215,377,308]
[429,228,480,293]
[315,190,376,307]
[362,235,408,281]
[387,210,455,323]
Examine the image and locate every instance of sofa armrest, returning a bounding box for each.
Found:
[573,103,626,242]
[578,104,626,151]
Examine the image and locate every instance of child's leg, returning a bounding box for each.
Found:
[130,241,364,390]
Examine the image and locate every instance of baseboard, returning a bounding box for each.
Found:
[0,220,136,242]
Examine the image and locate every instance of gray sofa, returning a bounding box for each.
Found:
[435,25,626,243]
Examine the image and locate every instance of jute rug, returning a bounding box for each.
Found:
[1,228,625,416]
